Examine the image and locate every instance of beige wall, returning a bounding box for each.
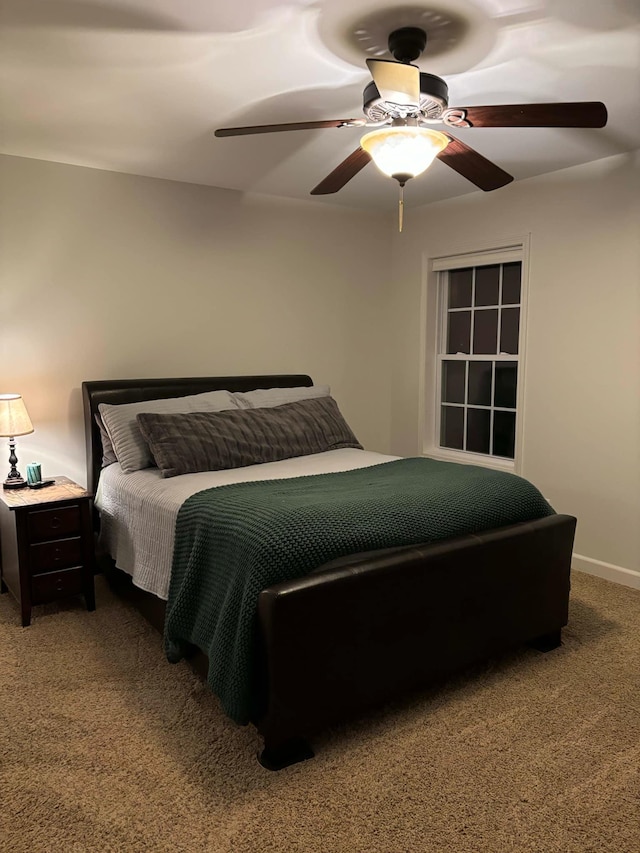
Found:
[389,151,640,576]
[2,151,638,580]
[0,155,392,486]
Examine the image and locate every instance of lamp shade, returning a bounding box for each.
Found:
[0,394,34,437]
[360,126,449,181]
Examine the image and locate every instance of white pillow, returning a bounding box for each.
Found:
[232,384,331,410]
[98,390,239,473]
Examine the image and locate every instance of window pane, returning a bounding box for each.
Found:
[447,311,471,354]
[502,262,521,304]
[494,362,517,409]
[442,361,466,404]
[468,361,492,406]
[467,408,491,455]
[474,265,500,306]
[500,307,520,354]
[493,411,516,458]
[441,406,464,450]
[448,268,472,308]
[473,309,498,354]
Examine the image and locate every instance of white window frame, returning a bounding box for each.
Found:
[419,235,531,473]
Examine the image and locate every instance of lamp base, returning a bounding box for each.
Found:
[3,477,27,490]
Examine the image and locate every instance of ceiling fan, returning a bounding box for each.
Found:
[215,26,607,206]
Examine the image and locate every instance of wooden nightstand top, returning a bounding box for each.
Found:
[0,476,91,510]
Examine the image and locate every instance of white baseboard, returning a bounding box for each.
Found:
[572,554,640,590]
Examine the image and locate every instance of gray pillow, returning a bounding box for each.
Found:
[98,390,239,473]
[136,396,362,478]
[95,413,117,468]
[232,384,330,409]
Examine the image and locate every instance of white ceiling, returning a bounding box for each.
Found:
[1,0,639,210]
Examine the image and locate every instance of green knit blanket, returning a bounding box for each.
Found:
[164,458,554,724]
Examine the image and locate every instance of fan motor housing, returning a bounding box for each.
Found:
[363,72,449,122]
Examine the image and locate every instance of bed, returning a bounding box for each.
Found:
[82,374,576,769]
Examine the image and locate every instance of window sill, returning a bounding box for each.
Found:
[421,447,516,473]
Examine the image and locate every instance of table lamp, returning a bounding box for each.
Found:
[0,394,34,489]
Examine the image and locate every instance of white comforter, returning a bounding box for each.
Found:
[96,448,398,600]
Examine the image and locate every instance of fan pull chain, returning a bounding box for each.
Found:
[398,183,404,232]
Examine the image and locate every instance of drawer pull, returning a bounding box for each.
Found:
[53,548,62,561]
[50,516,62,529]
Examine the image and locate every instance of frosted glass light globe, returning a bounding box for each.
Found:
[361,126,449,180]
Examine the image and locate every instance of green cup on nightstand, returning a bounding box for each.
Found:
[26,462,42,485]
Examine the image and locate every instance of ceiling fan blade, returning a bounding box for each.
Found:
[437,137,513,191]
[445,102,607,128]
[215,119,364,138]
[310,148,372,195]
[366,58,420,110]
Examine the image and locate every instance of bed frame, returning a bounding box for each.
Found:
[82,375,576,770]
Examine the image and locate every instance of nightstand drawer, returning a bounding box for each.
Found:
[31,568,85,604]
[28,505,81,542]
[29,536,83,574]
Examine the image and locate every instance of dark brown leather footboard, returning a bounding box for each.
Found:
[255,513,576,756]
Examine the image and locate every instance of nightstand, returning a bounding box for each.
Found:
[0,476,96,626]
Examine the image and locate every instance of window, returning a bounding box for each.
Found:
[423,241,528,469]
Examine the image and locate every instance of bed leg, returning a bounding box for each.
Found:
[528,629,562,652]
[258,737,315,771]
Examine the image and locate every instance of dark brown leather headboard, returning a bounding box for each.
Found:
[81,375,312,496]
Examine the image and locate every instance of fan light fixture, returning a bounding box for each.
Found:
[360,123,449,232]
[360,125,449,184]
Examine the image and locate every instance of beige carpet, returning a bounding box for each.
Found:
[1,571,638,853]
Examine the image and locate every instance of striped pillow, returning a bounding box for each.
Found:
[136,396,362,478]
[232,384,330,409]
